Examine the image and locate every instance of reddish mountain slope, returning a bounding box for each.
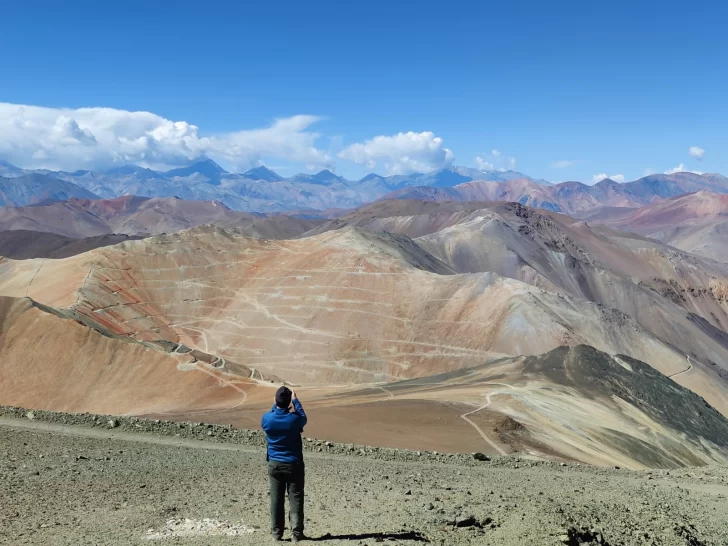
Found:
[308,199,728,381]
[600,191,728,261]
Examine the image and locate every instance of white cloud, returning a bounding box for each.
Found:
[664,163,703,175]
[688,146,705,160]
[550,160,576,169]
[642,168,656,176]
[475,150,516,172]
[591,173,625,183]
[338,131,454,175]
[664,164,685,175]
[475,157,495,171]
[0,102,332,172]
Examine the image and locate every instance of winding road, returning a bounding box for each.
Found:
[377,386,394,400]
[460,395,507,456]
[459,382,518,457]
[372,378,516,456]
[669,356,694,380]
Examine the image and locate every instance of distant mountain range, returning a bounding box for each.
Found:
[0,195,322,240]
[383,173,728,215]
[583,190,728,261]
[2,158,728,215]
[0,158,546,212]
[0,173,98,207]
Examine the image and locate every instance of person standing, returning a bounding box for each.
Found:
[261,386,308,542]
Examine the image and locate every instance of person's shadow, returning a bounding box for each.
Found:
[310,530,429,542]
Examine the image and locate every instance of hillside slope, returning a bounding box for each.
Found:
[0,230,143,259]
[2,225,728,468]
[0,196,322,239]
[0,226,708,389]
[0,174,98,206]
[309,201,728,363]
[0,296,275,415]
[599,191,728,261]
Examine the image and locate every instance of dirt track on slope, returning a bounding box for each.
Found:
[2,416,728,546]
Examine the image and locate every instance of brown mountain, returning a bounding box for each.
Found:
[0,195,322,239]
[308,200,728,383]
[2,224,728,467]
[0,230,143,259]
[0,225,694,382]
[595,191,728,261]
[3,197,728,468]
[0,295,275,416]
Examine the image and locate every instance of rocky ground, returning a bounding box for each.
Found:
[1,408,728,546]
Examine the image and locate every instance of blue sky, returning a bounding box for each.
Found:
[1,0,726,182]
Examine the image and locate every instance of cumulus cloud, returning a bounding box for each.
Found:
[688,146,705,160]
[550,160,576,169]
[0,102,332,172]
[664,163,703,175]
[337,131,454,175]
[592,173,625,183]
[664,164,684,175]
[475,149,516,172]
[475,157,494,171]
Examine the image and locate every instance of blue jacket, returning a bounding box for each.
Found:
[261,399,307,463]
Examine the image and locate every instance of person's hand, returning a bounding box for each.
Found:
[291,390,298,401]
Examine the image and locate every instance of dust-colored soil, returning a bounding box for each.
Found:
[172,399,510,456]
[2,416,727,546]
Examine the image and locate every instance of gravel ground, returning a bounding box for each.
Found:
[1,410,728,545]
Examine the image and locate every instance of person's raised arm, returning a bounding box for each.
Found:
[291,390,307,427]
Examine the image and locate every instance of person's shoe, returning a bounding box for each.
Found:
[270,532,283,541]
[291,533,307,543]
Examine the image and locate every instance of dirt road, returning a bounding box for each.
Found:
[669,356,695,380]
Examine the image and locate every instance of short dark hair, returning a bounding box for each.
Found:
[275,386,292,408]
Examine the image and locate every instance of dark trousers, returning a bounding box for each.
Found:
[268,461,305,537]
